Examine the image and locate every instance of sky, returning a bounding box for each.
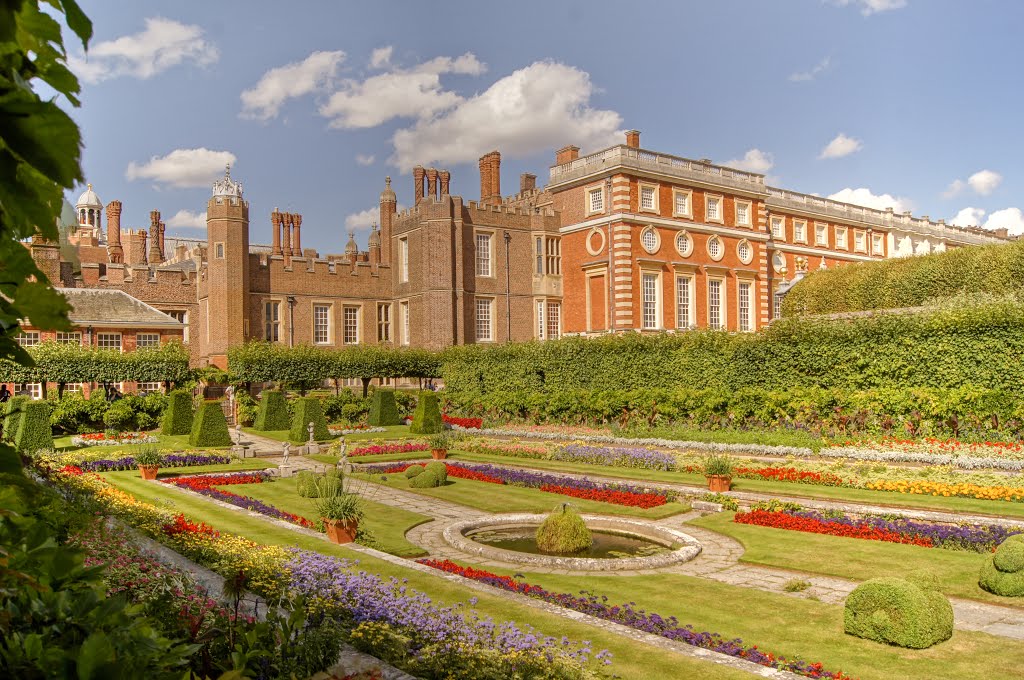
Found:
[60,0,1024,253]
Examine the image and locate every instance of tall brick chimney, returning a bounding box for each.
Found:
[158,220,166,261]
[625,130,641,148]
[282,212,292,259]
[426,167,438,200]
[439,170,450,195]
[378,176,396,265]
[478,153,492,203]
[293,213,302,255]
[413,166,425,204]
[520,173,536,193]
[555,145,580,165]
[271,209,282,255]
[106,200,123,263]
[489,152,501,202]
[148,211,162,263]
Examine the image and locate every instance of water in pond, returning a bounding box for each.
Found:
[468,526,672,559]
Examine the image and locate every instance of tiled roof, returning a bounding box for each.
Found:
[61,288,183,328]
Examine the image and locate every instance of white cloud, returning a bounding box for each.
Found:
[370,46,393,69]
[67,17,218,84]
[166,209,207,229]
[830,0,908,16]
[828,187,911,213]
[390,61,622,171]
[789,56,831,82]
[942,179,966,199]
[819,133,863,159]
[953,207,1024,235]
[240,50,345,120]
[344,203,406,231]
[723,149,774,174]
[319,52,486,129]
[125,148,237,188]
[968,169,1002,196]
[355,154,376,166]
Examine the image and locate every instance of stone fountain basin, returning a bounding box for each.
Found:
[442,513,701,571]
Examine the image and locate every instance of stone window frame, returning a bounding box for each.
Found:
[545,300,562,340]
[399,300,411,346]
[312,301,334,345]
[814,222,829,247]
[640,225,661,254]
[583,265,610,334]
[585,227,606,256]
[854,229,868,253]
[705,193,724,224]
[675,272,695,330]
[474,297,495,343]
[734,199,753,227]
[639,268,663,331]
[706,234,725,262]
[342,303,361,345]
[136,333,160,348]
[675,230,694,257]
[736,278,755,333]
[672,188,693,219]
[474,230,494,278]
[638,182,659,214]
[872,233,885,255]
[398,237,409,283]
[770,215,786,241]
[214,242,225,259]
[585,183,606,216]
[264,299,283,343]
[835,225,849,250]
[376,302,392,343]
[736,238,754,265]
[793,219,808,244]
[707,276,727,331]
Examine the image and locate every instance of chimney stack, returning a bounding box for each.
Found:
[293,213,302,255]
[439,169,450,196]
[106,200,123,263]
[426,167,438,200]
[625,130,641,148]
[478,154,492,204]
[555,145,580,165]
[148,211,162,264]
[158,220,166,261]
[489,151,501,202]
[271,209,282,255]
[520,173,537,193]
[413,166,425,204]
[378,176,396,265]
[282,212,293,259]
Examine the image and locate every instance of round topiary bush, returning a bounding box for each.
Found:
[409,391,442,434]
[254,389,290,431]
[979,534,1024,597]
[161,389,193,436]
[404,465,424,479]
[423,460,447,484]
[409,467,441,488]
[535,504,593,554]
[844,574,953,648]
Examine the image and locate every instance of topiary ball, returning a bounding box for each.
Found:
[980,534,1024,597]
[404,465,425,479]
[424,460,448,484]
[535,504,593,554]
[844,575,953,648]
[409,468,440,488]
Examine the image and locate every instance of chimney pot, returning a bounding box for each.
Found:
[555,145,580,165]
[520,173,537,193]
[625,130,641,148]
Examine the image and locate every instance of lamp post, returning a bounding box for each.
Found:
[503,230,512,342]
[286,295,296,347]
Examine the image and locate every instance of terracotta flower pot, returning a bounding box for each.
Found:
[430,448,448,460]
[139,465,159,481]
[706,474,732,492]
[323,518,358,544]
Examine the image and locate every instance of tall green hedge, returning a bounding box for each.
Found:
[189,400,232,447]
[367,389,400,426]
[14,401,53,453]
[409,391,442,434]
[254,390,290,431]
[289,397,329,443]
[782,240,1024,316]
[2,395,29,443]
[161,390,193,436]
[0,341,192,385]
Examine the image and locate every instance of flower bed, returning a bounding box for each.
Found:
[76,452,233,472]
[863,479,1024,503]
[442,414,482,429]
[349,441,430,457]
[418,559,853,680]
[459,438,551,459]
[70,431,158,447]
[554,444,676,471]
[329,425,386,436]
[162,472,315,529]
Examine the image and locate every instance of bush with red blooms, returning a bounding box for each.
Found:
[538,484,667,508]
[734,509,933,547]
[442,414,483,429]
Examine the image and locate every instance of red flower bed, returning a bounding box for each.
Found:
[442,414,483,429]
[60,465,85,476]
[163,473,266,490]
[349,442,430,457]
[734,509,933,547]
[162,513,219,538]
[538,484,667,508]
[382,462,506,485]
[735,466,848,487]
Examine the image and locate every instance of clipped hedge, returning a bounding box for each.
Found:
[783,240,1024,316]
[189,400,232,447]
[409,466,443,488]
[296,469,343,498]
[254,390,290,431]
[404,465,424,479]
[844,574,953,648]
[14,401,53,453]
[367,389,400,426]
[410,391,443,434]
[2,395,29,442]
[0,340,191,385]
[979,534,1024,597]
[289,397,330,443]
[424,460,447,484]
[162,390,193,436]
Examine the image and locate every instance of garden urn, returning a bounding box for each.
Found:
[706,474,732,492]
[138,465,160,481]
[323,518,358,544]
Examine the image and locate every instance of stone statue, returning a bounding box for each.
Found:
[235,423,243,446]
[307,421,315,444]
[282,442,291,465]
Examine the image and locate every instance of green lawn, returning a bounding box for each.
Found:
[690,512,1024,606]
[226,477,430,557]
[360,473,691,519]
[99,473,755,680]
[451,450,1024,519]
[242,428,336,444]
[54,433,229,454]
[246,424,416,446]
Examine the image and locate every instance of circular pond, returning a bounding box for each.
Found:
[442,513,701,572]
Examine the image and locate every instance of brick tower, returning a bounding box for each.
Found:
[201,166,249,368]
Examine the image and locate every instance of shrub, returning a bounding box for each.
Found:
[703,453,734,477]
[235,390,258,426]
[289,397,330,443]
[409,467,442,488]
[424,460,448,484]
[844,574,954,648]
[979,534,1024,597]
[368,389,400,426]
[15,401,54,453]
[404,465,425,479]
[189,400,232,447]
[254,390,290,431]
[3,395,29,442]
[134,446,162,467]
[161,389,193,436]
[49,394,95,434]
[535,504,592,553]
[297,469,343,498]
[409,391,442,434]
[102,400,136,432]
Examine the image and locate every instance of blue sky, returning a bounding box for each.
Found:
[63,0,1024,252]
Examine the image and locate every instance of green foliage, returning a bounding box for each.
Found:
[134,446,162,467]
[314,492,362,521]
[296,469,342,498]
[161,390,193,436]
[227,342,441,387]
[979,534,1024,597]
[409,391,443,434]
[14,401,52,452]
[189,401,232,447]
[844,575,954,648]
[404,464,424,479]
[535,504,593,553]
[782,240,1024,316]
[234,390,258,426]
[423,460,447,484]
[288,397,329,443]
[367,388,400,426]
[783,579,812,593]
[102,400,135,432]
[254,389,290,431]
[701,493,739,511]
[702,454,734,477]
[2,395,29,442]
[0,341,192,385]
[409,467,443,488]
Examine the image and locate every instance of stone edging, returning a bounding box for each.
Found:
[442,513,701,571]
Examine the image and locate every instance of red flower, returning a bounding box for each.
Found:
[161,513,219,537]
[442,414,483,429]
[538,484,667,508]
[60,465,85,476]
[734,510,933,547]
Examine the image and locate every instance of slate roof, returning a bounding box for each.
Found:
[61,288,184,329]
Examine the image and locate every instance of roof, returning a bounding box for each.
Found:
[75,184,102,209]
[60,288,184,329]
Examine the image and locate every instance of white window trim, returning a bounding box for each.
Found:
[214,242,225,259]
[96,332,122,352]
[400,300,411,346]
[706,235,725,262]
[474,230,494,278]
[16,331,40,347]
[737,280,755,333]
[640,225,661,254]
[707,277,727,331]
[771,216,786,241]
[399,237,409,283]
[545,300,562,340]
[342,304,361,345]
[675,230,693,257]
[854,229,868,253]
[672,188,693,219]
[736,239,754,265]
[56,331,82,345]
[312,302,334,345]
[872,233,885,255]
[136,333,160,348]
[638,182,659,214]
[676,274,695,330]
[585,184,606,216]
[640,270,663,331]
[705,194,724,224]
[734,199,752,227]
[772,251,787,274]
[814,222,829,247]
[536,299,545,340]
[793,219,808,244]
[475,297,495,343]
